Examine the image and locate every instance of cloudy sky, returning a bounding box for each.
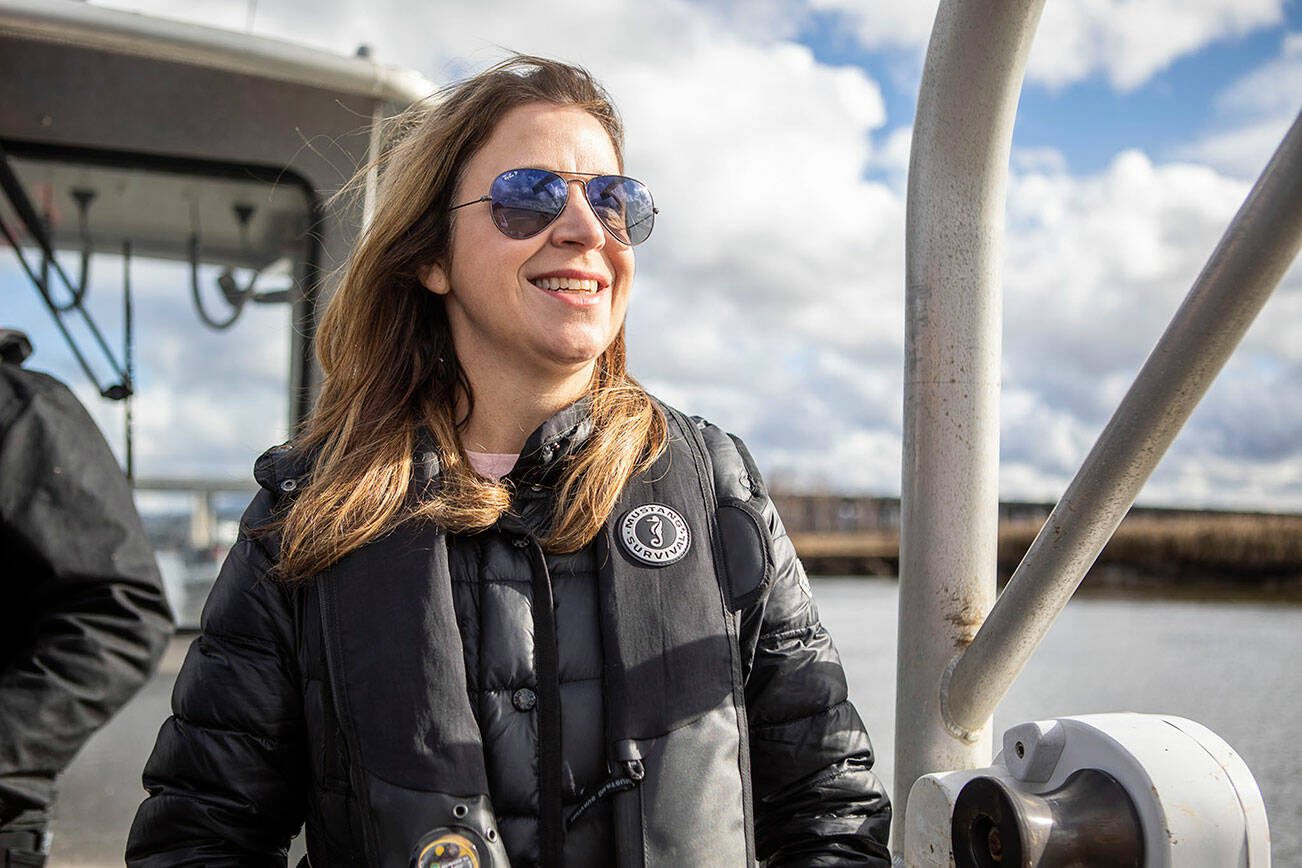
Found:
[7,0,1301,510]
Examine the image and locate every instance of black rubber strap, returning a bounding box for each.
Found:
[565,769,641,831]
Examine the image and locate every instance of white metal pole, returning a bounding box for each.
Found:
[363,102,384,230]
[895,0,1045,847]
[942,109,1302,738]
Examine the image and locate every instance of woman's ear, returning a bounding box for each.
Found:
[419,262,450,296]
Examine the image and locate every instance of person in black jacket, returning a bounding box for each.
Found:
[0,329,174,865]
[127,56,890,866]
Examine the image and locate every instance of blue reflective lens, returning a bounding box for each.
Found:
[489,168,568,238]
[585,175,657,246]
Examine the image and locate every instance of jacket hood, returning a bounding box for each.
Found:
[252,441,312,496]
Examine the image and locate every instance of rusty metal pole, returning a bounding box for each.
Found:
[895,0,1045,848]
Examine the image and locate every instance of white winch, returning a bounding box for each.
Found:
[902,713,1270,867]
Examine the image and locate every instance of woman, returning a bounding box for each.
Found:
[127,56,890,867]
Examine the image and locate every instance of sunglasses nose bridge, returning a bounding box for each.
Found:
[551,177,609,243]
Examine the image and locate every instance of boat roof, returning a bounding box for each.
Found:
[0,0,433,106]
[1,0,437,265]
[0,0,438,413]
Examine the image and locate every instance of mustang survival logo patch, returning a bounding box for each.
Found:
[618,503,691,566]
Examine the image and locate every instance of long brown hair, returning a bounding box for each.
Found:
[272,55,667,581]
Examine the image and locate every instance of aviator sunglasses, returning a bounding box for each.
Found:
[449,168,658,246]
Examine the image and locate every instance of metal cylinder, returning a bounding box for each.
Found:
[896,0,1046,845]
[943,108,1302,737]
[951,769,1144,868]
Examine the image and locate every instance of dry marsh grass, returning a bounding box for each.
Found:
[999,512,1302,579]
[792,512,1302,585]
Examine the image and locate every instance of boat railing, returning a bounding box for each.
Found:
[897,0,1302,856]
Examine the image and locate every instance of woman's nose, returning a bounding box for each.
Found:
[550,179,608,248]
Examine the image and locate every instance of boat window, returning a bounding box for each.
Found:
[2,145,318,626]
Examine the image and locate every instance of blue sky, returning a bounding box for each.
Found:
[798,2,1301,175]
[7,0,1302,510]
[1015,12,1298,172]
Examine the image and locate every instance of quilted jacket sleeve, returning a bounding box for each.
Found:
[0,368,173,827]
[125,490,307,866]
[721,433,891,867]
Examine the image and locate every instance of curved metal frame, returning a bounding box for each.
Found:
[1,139,324,429]
[896,0,1046,841]
[943,109,1302,738]
[899,0,1302,852]
[0,0,431,107]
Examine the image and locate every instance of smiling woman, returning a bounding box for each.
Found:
[420,103,639,437]
[125,55,891,868]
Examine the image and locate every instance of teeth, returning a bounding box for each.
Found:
[532,276,600,293]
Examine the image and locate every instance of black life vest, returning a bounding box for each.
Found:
[312,403,772,866]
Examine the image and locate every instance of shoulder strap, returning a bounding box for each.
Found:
[685,411,777,612]
[317,521,508,866]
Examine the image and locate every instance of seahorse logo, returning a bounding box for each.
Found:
[619,504,691,567]
[647,515,664,547]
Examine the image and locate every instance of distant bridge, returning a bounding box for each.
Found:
[133,478,257,550]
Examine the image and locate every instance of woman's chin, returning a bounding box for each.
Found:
[536,328,618,371]
[540,345,607,374]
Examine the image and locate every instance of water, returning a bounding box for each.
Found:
[815,577,1301,865]
[47,578,1300,864]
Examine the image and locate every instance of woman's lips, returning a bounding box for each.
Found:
[531,275,601,292]
[528,275,608,306]
[530,283,606,306]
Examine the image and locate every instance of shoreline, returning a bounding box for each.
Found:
[793,511,1302,602]
[809,573,1302,605]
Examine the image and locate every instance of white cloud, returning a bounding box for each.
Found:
[1012,146,1069,176]
[1182,118,1299,180]
[867,124,912,192]
[807,0,937,50]
[1001,148,1302,508]
[11,255,293,479]
[1214,30,1302,118]
[1178,32,1302,178]
[1032,0,1283,91]
[26,0,1292,513]
[807,0,1284,91]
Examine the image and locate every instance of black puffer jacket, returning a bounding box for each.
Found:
[127,400,890,866]
[448,522,614,864]
[0,353,173,834]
